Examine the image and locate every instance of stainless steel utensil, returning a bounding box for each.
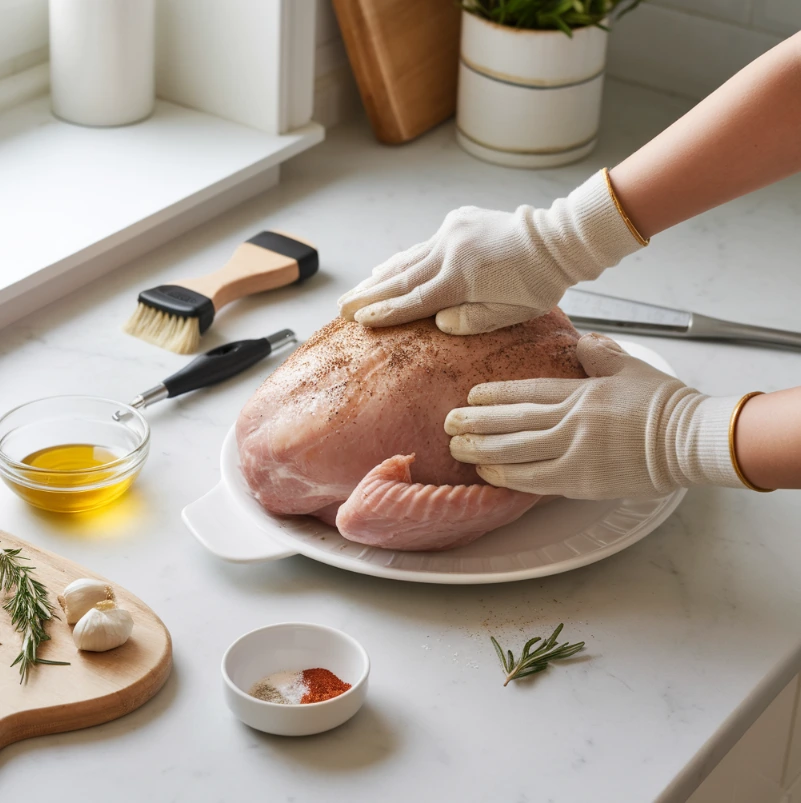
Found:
[560,290,801,350]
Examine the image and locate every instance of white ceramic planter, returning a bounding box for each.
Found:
[456,11,608,168]
[49,0,155,127]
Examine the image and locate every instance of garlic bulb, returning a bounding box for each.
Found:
[73,600,133,652]
[58,578,115,624]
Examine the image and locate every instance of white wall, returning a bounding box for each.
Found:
[315,0,346,77]
[314,0,801,123]
[608,0,800,100]
[0,0,48,81]
[0,0,360,129]
[312,0,361,128]
[8,0,793,127]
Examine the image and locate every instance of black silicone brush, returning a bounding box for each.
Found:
[113,330,297,420]
[123,231,318,354]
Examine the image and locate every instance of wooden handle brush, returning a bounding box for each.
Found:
[123,231,318,354]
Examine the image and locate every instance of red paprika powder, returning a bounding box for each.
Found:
[300,667,351,704]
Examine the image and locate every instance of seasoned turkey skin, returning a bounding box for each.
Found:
[236,310,585,550]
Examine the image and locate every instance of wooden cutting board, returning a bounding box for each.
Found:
[332,0,462,144]
[0,531,172,750]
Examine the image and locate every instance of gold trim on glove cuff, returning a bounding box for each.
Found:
[602,167,650,247]
[729,392,774,493]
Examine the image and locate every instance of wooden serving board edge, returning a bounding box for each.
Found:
[0,645,171,750]
[0,532,173,751]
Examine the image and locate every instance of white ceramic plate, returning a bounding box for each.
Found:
[183,340,686,584]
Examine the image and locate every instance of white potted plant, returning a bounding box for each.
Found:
[457,0,642,168]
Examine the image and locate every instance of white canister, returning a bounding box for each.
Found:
[456,11,608,168]
[49,0,155,127]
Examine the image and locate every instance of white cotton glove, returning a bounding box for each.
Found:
[338,170,646,335]
[445,334,746,499]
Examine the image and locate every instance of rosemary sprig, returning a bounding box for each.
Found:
[491,623,585,686]
[0,547,70,683]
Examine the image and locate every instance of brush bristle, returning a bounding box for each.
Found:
[123,302,201,354]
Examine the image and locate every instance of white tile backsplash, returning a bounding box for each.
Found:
[316,0,342,46]
[313,0,362,128]
[653,0,752,25]
[752,0,801,35]
[609,0,800,100]
[315,34,348,77]
[315,0,797,115]
[608,3,782,99]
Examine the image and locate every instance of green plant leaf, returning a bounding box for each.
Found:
[459,0,642,33]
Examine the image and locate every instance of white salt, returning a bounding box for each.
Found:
[264,669,308,705]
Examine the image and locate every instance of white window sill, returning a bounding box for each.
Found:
[0,95,324,329]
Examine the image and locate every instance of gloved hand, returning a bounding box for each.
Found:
[338,170,646,335]
[445,334,746,499]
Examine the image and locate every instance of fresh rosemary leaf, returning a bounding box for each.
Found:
[491,636,507,671]
[522,636,542,655]
[490,623,585,686]
[0,545,70,683]
[514,665,549,679]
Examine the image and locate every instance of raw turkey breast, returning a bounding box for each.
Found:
[236,310,585,551]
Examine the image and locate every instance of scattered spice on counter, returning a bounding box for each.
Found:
[249,667,351,705]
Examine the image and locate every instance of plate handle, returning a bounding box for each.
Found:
[182,482,298,563]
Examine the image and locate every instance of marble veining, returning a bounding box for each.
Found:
[1,80,801,802]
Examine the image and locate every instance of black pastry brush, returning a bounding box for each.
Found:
[123,231,318,354]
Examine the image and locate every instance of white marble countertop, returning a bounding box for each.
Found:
[2,79,801,803]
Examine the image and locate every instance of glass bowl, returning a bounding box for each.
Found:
[0,395,150,513]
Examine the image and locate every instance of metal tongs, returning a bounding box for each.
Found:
[560,290,801,350]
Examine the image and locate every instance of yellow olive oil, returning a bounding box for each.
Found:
[7,443,135,513]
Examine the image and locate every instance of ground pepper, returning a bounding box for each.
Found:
[300,667,351,703]
[249,667,351,705]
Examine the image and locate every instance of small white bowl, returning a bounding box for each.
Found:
[221,622,370,737]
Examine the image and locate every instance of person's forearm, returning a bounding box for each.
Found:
[608,33,801,240]
[735,388,801,491]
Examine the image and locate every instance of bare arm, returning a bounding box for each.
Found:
[735,389,801,490]
[609,32,801,239]
[610,34,801,491]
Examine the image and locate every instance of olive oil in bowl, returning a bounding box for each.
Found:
[0,396,150,513]
[13,444,134,512]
